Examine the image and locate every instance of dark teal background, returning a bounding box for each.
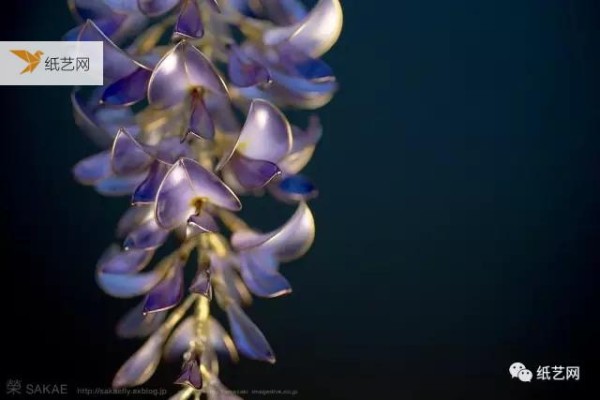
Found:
[1,1,598,399]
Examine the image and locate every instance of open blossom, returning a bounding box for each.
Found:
[68,0,342,398]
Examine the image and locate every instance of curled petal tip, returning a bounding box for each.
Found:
[263,0,343,58]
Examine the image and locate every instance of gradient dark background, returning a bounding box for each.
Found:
[1,1,599,399]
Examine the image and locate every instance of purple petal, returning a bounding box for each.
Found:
[95,173,147,197]
[72,89,138,147]
[148,41,228,109]
[163,316,194,361]
[231,202,314,262]
[175,359,202,389]
[259,0,307,25]
[228,45,270,88]
[77,19,143,82]
[124,217,169,250]
[229,153,281,190]
[208,318,238,361]
[187,92,215,140]
[278,116,321,174]
[111,128,154,175]
[205,94,241,135]
[156,137,192,164]
[98,247,154,274]
[143,260,184,313]
[116,300,167,338]
[175,0,204,39]
[104,0,141,13]
[73,151,111,185]
[97,268,164,298]
[219,100,291,168]
[102,67,152,106]
[137,0,180,17]
[113,328,168,388]
[133,161,170,204]
[211,254,252,306]
[270,174,318,202]
[263,0,343,58]
[155,158,241,230]
[189,269,212,298]
[116,206,153,238]
[240,251,291,298]
[69,0,113,21]
[188,211,219,233]
[226,303,275,363]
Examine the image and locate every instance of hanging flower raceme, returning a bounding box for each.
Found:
[67,0,342,398]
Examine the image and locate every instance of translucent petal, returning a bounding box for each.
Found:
[175,0,204,39]
[137,0,180,17]
[235,99,292,163]
[69,0,112,21]
[189,269,212,298]
[148,41,228,109]
[97,267,164,298]
[73,151,111,185]
[124,217,169,250]
[269,67,338,97]
[208,318,238,361]
[231,202,314,261]
[229,154,281,190]
[104,0,141,13]
[102,67,152,106]
[240,251,291,298]
[263,0,343,58]
[163,316,194,361]
[228,45,270,88]
[175,359,202,389]
[133,161,169,205]
[116,300,167,338]
[187,92,215,140]
[95,173,147,197]
[211,254,252,307]
[226,303,275,363]
[205,94,240,135]
[278,146,315,175]
[155,158,241,230]
[235,78,335,109]
[98,247,154,274]
[111,128,154,175]
[72,89,138,148]
[112,328,168,388]
[116,205,153,238]
[188,211,219,233]
[278,46,335,82]
[278,116,321,173]
[156,137,192,164]
[259,0,307,25]
[77,20,144,82]
[143,259,185,313]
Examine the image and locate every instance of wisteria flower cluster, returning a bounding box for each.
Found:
[67,0,342,398]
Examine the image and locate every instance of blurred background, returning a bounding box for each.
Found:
[1,1,598,399]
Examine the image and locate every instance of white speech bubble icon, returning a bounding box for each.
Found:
[509,362,526,378]
[518,369,533,382]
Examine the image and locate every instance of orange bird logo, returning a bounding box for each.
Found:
[10,50,44,74]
